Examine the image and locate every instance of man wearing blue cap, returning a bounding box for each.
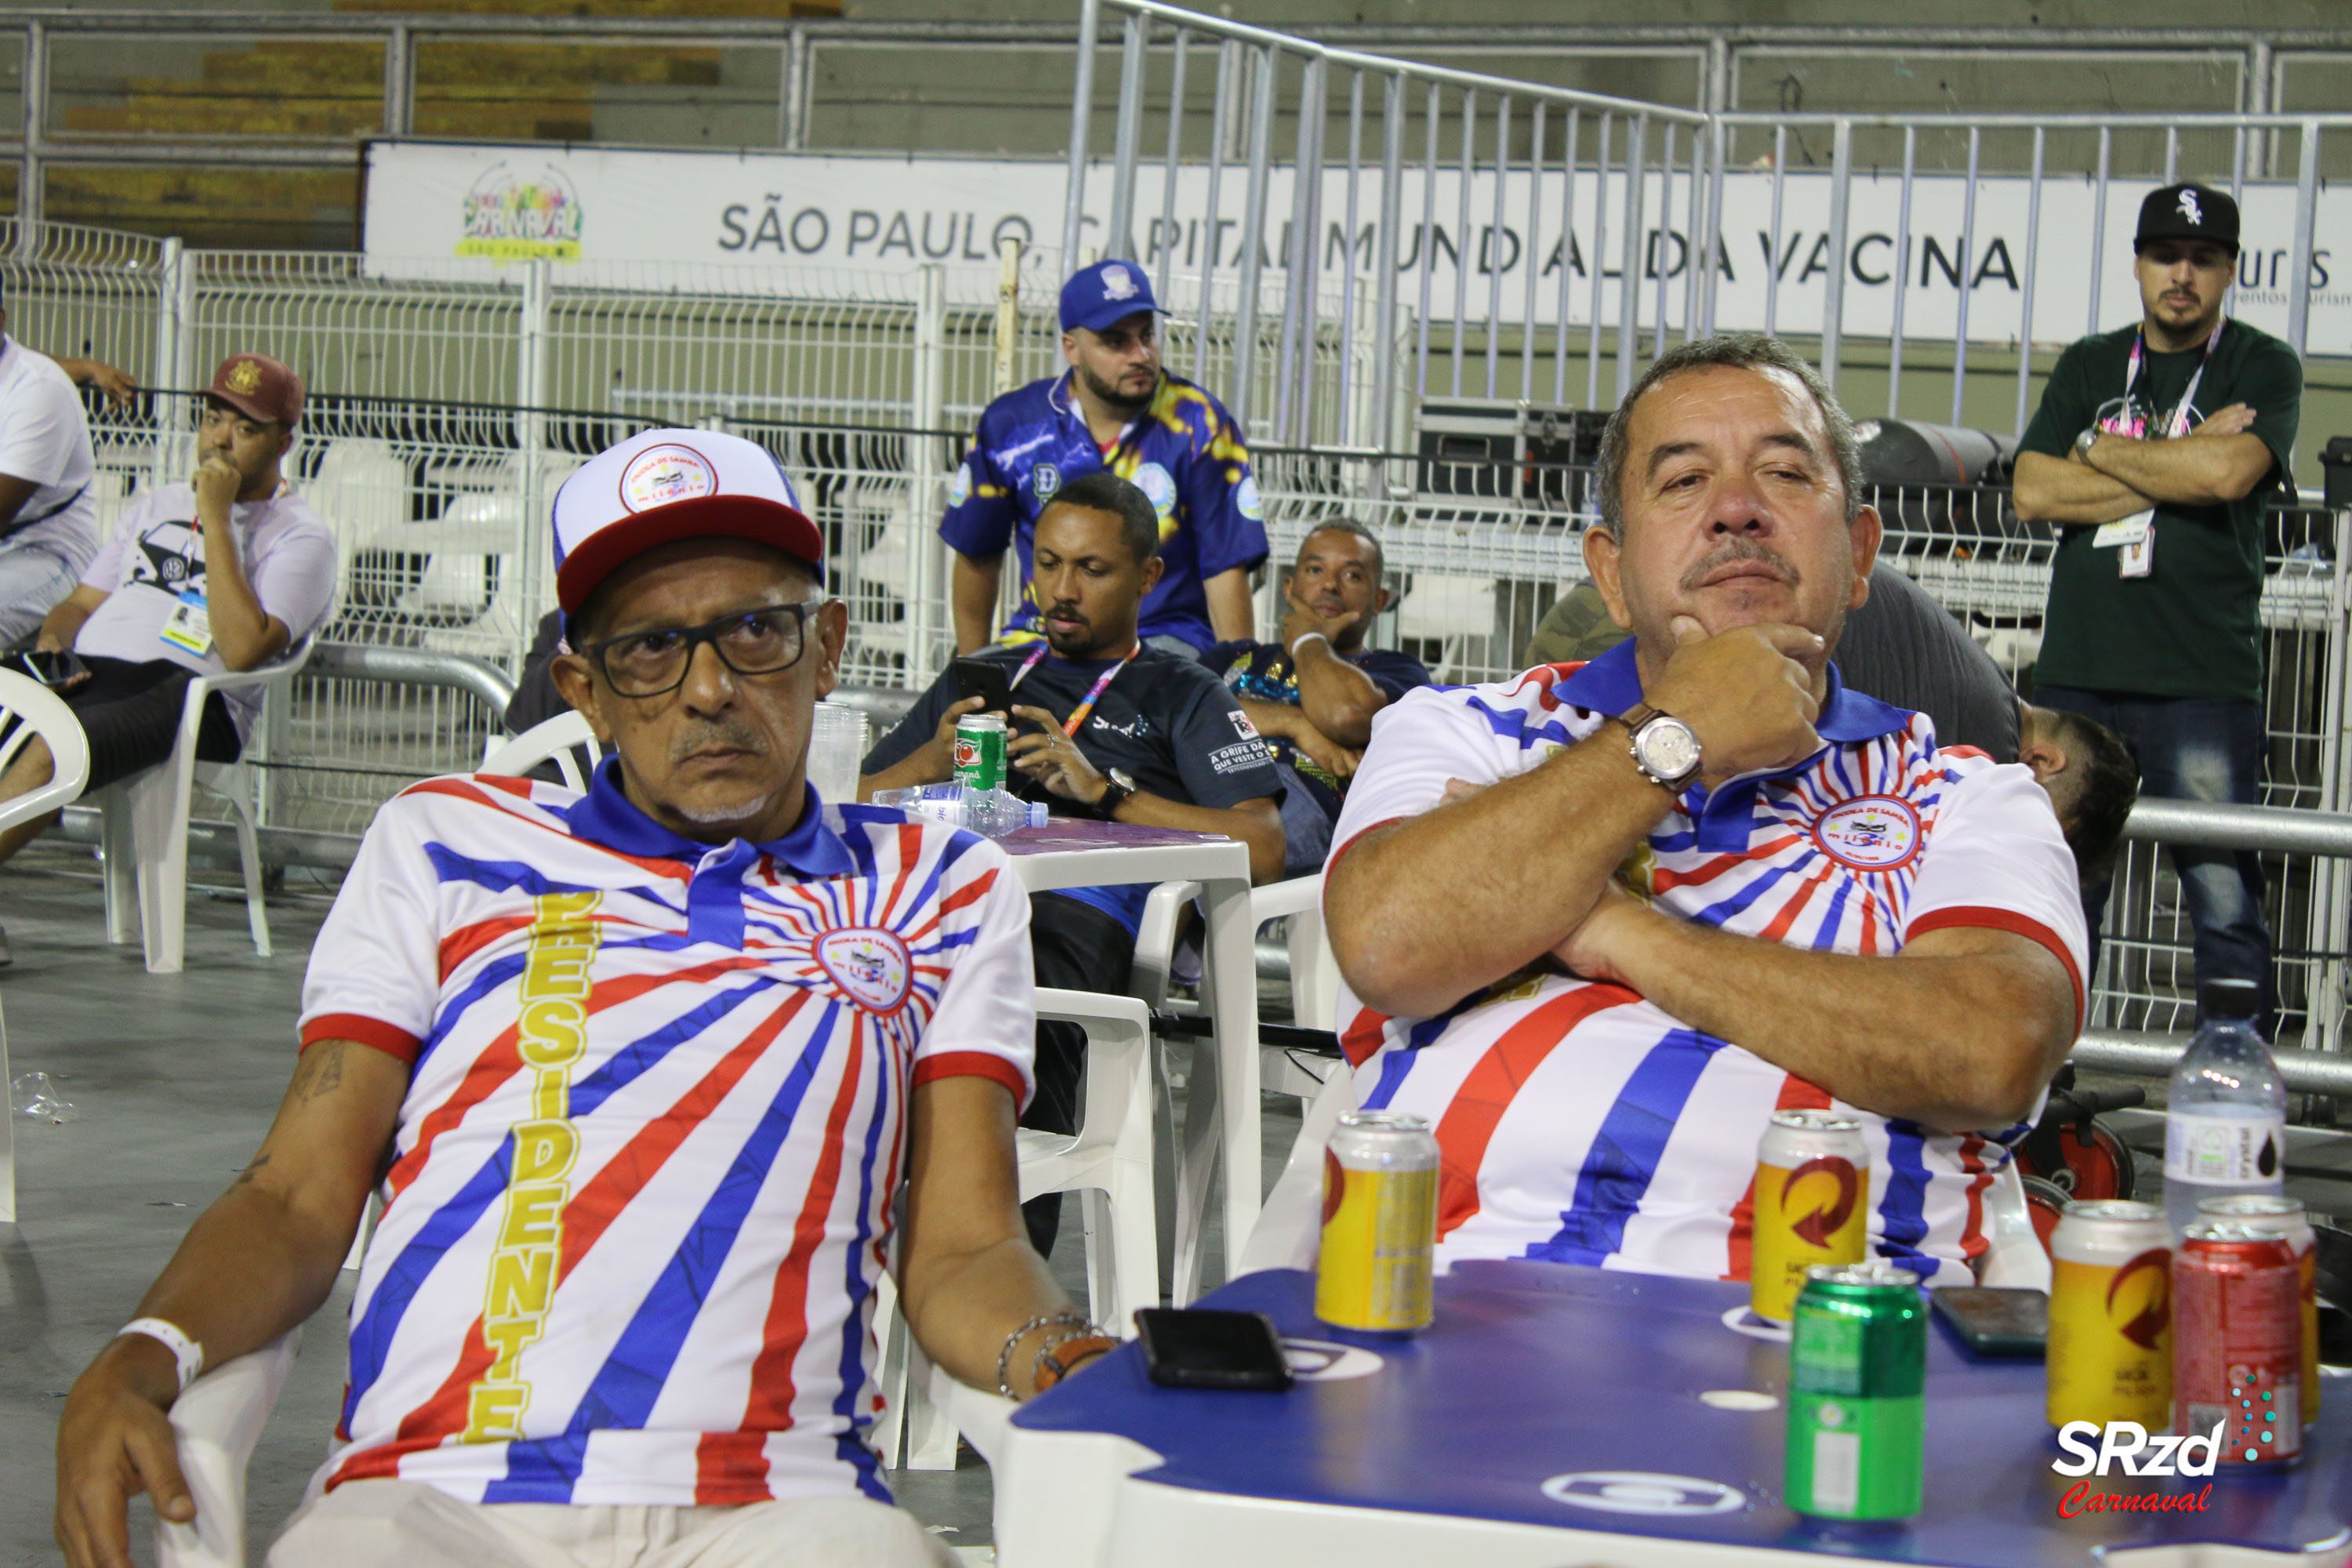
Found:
[942,258,1268,658]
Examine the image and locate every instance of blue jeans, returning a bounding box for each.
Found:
[2034,686,2273,1028]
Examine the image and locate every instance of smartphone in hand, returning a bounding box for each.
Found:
[12,650,85,688]
[950,655,1014,717]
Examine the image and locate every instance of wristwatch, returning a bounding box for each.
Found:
[1619,703,1703,792]
[2075,427,2100,456]
[1094,768,1138,819]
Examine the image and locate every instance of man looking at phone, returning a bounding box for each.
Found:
[0,292,103,649]
[941,259,1268,658]
[0,354,336,961]
[1202,521,1429,877]
[862,470,1285,1250]
[1324,334,2084,1286]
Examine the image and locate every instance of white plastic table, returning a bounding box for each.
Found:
[996,819,1259,1301]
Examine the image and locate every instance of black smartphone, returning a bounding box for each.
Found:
[1930,1286,2048,1356]
[13,650,84,688]
[950,655,1014,717]
[1134,1307,1294,1392]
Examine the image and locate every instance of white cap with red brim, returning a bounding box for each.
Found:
[552,427,825,615]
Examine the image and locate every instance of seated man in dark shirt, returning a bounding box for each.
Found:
[1201,521,1430,877]
[860,470,1285,1251]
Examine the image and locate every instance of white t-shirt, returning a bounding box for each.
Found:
[75,482,338,740]
[298,767,1036,1506]
[1324,641,2088,1287]
[0,335,99,572]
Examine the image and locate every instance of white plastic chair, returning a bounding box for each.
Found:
[874,985,1160,1470]
[0,668,93,1223]
[481,709,603,790]
[96,637,318,975]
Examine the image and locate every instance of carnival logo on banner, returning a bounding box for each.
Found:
[458,159,584,262]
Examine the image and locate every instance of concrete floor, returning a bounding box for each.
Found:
[0,840,1301,1566]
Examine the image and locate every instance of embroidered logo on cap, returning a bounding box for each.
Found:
[2178,190,2204,224]
[1101,263,1137,301]
[814,927,913,1014]
[224,359,263,394]
[619,443,717,512]
[1812,795,1922,871]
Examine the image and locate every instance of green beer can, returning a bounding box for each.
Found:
[1784,1261,1926,1519]
[952,713,1007,791]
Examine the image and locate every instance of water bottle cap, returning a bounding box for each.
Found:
[2198,978,2262,1022]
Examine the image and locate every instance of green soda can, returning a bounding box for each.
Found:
[1784,1261,1926,1519]
[952,713,1007,791]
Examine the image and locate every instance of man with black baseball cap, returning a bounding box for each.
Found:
[2013,180,2302,1027]
[0,352,337,962]
[939,257,1269,658]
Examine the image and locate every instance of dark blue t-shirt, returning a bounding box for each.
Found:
[1202,638,1432,822]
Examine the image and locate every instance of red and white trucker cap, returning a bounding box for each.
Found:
[552,427,824,615]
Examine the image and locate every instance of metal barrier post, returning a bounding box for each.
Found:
[16,20,44,255]
[1062,0,1103,277]
[1485,94,1512,398]
[1587,112,1613,410]
[1106,10,1148,260]
[993,237,1023,396]
[2317,504,2352,1056]
[1951,125,1980,427]
[1230,43,1276,436]
[1371,71,1404,482]
[1192,38,1236,389]
[2013,125,2045,437]
[384,21,413,138]
[1152,27,1190,300]
[1275,53,1325,443]
[1888,127,1915,418]
[1336,70,1367,441]
[2287,121,2320,357]
[514,260,553,677]
[1820,119,1851,394]
[912,263,949,681]
[1615,114,1647,402]
[780,25,808,150]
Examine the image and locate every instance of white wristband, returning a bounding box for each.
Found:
[117,1318,204,1392]
[1288,630,1330,659]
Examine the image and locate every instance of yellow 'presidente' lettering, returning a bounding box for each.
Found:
[462,891,601,1443]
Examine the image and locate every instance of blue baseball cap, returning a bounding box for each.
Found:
[1059,260,1160,334]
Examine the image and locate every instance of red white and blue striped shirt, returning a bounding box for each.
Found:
[296,760,1034,1506]
[1325,641,2085,1287]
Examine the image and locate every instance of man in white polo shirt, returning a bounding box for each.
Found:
[0,354,338,962]
[55,427,1112,1568]
[1324,334,2085,1287]
[0,293,101,645]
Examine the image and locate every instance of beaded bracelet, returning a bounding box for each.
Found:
[996,1311,1091,1398]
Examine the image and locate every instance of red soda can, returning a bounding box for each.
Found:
[2172,1221,2303,1465]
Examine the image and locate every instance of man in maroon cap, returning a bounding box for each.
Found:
[0,352,338,960]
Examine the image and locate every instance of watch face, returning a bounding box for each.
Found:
[1639,718,1700,780]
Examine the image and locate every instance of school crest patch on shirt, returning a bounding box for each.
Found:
[1812,796,1923,871]
[813,926,914,1014]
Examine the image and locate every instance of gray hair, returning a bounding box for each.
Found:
[1592,332,1864,539]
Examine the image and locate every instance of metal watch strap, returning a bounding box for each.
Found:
[1620,704,1700,791]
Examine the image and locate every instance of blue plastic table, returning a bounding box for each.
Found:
[994,1262,2352,1567]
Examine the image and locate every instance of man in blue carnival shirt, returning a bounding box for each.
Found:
[940,259,1269,657]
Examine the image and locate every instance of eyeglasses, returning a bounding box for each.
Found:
[585,600,823,698]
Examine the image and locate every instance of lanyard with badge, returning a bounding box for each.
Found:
[158,521,217,655]
[1007,642,1138,736]
[2091,318,2223,580]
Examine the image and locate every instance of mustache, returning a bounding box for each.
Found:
[1044,601,1090,625]
[670,719,768,764]
[1680,538,1799,593]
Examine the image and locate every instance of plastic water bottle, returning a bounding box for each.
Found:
[2163,977,2287,1238]
[870,782,1047,840]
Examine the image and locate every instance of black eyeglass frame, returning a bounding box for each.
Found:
[583,598,826,699]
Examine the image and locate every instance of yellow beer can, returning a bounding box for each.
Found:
[1751,1109,1871,1323]
[2047,1198,2172,1428]
[1316,1109,1439,1333]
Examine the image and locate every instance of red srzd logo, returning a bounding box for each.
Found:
[1784,1155,1859,1248]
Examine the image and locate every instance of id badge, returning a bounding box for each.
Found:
[2092,510,2154,550]
[160,590,212,655]
[2119,529,2154,579]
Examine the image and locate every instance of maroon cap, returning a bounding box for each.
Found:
[208,354,304,427]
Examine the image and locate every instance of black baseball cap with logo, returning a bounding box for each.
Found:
[2135,182,2240,256]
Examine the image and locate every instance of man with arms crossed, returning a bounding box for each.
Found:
[56,428,1112,1568]
[942,259,1267,656]
[1325,335,2085,1283]
[1203,521,1429,877]
[2013,182,2298,1026]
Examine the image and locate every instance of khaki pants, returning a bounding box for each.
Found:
[267,1480,960,1568]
